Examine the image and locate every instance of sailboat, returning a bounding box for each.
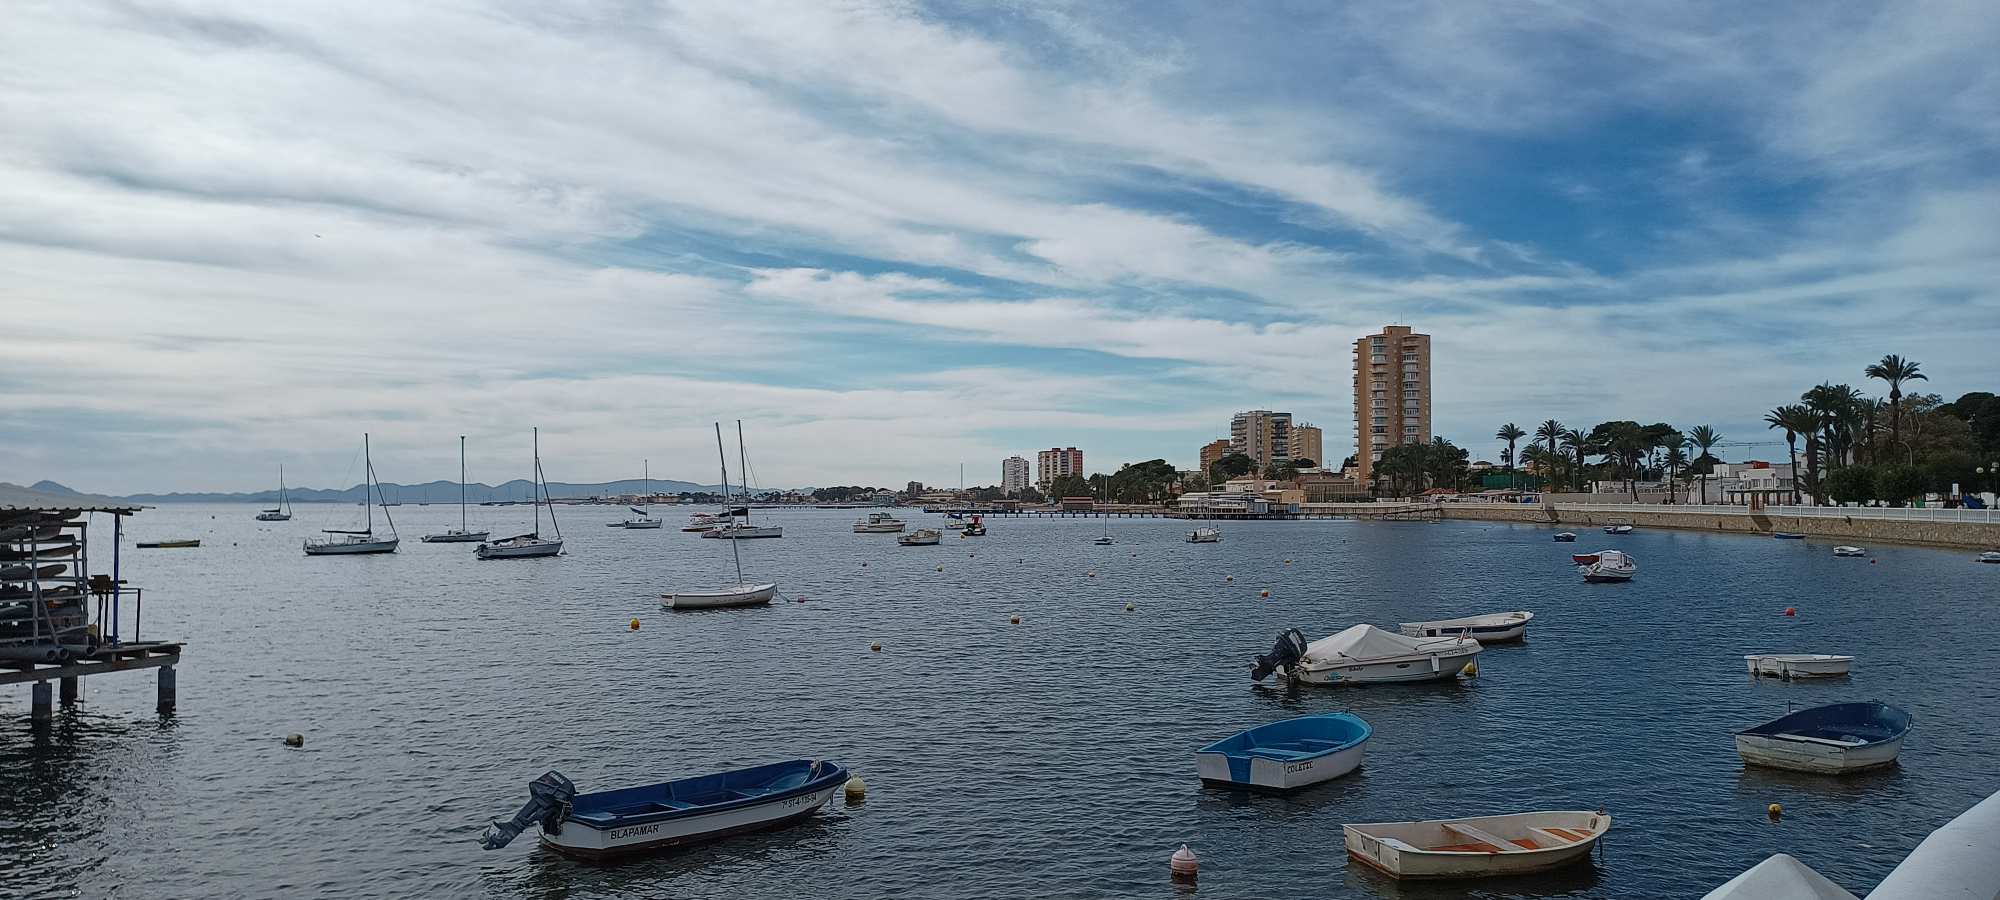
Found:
[705,421,781,539]
[423,436,491,542]
[256,465,293,521]
[304,435,400,555]
[1093,476,1114,545]
[476,428,564,559]
[611,460,664,529]
[664,423,777,609]
[1187,490,1221,543]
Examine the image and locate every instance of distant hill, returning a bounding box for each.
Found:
[31,478,742,504]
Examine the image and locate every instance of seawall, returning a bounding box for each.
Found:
[1438,503,2000,550]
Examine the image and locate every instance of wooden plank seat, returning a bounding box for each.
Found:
[1440,822,1522,853]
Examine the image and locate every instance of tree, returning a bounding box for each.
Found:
[1209,452,1254,483]
[1873,463,1926,507]
[1687,424,1722,503]
[1047,474,1090,499]
[1664,444,1687,502]
[1495,423,1526,491]
[1559,428,1590,492]
[1291,458,1317,469]
[1535,419,1563,486]
[1765,405,1815,505]
[1375,444,1429,496]
[1864,354,1928,459]
[1107,459,1179,503]
[1426,437,1470,492]
[1015,486,1045,504]
[1825,465,1874,505]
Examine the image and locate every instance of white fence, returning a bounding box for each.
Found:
[1543,502,1997,525]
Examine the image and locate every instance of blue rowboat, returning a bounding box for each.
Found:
[482,759,850,859]
[1197,713,1371,792]
[1772,532,1807,540]
[1735,702,1912,775]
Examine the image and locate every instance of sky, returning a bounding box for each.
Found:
[3,1,1997,493]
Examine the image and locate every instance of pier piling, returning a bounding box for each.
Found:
[157,666,177,713]
[59,676,81,704]
[32,681,53,722]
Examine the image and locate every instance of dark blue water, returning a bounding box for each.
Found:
[6,505,1998,899]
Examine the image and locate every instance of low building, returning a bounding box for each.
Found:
[1294,470,1365,503]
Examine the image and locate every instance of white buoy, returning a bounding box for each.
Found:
[1170,844,1198,880]
[1125,602,1135,612]
[845,775,866,802]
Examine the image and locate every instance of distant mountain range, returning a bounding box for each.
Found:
[24,478,743,504]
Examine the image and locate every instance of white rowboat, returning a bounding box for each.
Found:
[1832,546,1865,557]
[1400,611,1534,643]
[1343,810,1611,879]
[898,529,942,546]
[1745,653,1853,679]
[664,582,775,610]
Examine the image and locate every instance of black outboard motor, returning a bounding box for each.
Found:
[1251,628,1308,682]
[480,770,576,849]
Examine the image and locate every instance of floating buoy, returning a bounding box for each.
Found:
[1871,559,1877,565]
[796,595,807,603]
[861,562,868,567]
[1259,589,1270,598]
[870,642,882,652]
[936,565,944,572]
[1086,570,1096,578]
[1010,615,1021,625]
[1768,802,1783,819]
[1284,558,1292,564]
[1783,607,1797,617]
[1225,575,1233,582]
[1170,844,1198,880]
[629,617,640,631]
[283,733,304,748]
[1463,661,1479,677]
[845,775,866,803]
[1125,602,1135,612]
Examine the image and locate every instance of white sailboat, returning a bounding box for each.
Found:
[476,428,563,560]
[706,421,781,539]
[256,465,293,521]
[1187,496,1220,543]
[612,460,663,529]
[664,423,776,610]
[423,435,490,542]
[1094,477,1114,545]
[304,435,400,555]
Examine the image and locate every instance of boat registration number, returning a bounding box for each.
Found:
[608,823,661,840]
[781,793,816,809]
[1284,760,1314,774]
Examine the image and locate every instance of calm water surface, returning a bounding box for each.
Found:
[5,505,1999,899]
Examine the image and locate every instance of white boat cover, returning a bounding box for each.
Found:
[1870,787,2000,900]
[1700,853,1857,900]
[1303,624,1459,664]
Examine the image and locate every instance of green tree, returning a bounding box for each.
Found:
[1494,423,1526,490]
[1375,444,1429,496]
[1535,420,1563,484]
[1765,405,1816,505]
[1107,459,1179,503]
[1873,463,1926,506]
[1864,354,1928,459]
[1664,444,1688,502]
[1559,428,1590,492]
[1047,474,1090,499]
[1825,465,1875,505]
[1686,424,1722,503]
[1015,486,1045,504]
[1426,437,1470,492]
[1209,452,1254,483]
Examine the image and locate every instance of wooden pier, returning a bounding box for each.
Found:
[2,641,184,720]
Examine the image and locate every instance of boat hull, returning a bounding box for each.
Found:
[852,524,905,533]
[899,537,940,546]
[1292,646,1481,685]
[421,531,490,543]
[476,540,563,559]
[1399,613,1533,644]
[541,782,841,860]
[702,527,783,539]
[255,513,291,521]
[1736,733,1904,774]
[1196,715,1369,793]
[304,538,398,555]
[1745,654,1852,678]
[1343,812,1609,880]
[665,584,777,609]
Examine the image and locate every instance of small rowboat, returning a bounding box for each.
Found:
[1400,611,1534,643]
[1344,810,1611,879]
[1604,524,1633,534]
[1570,552,1600,565]
[1772,532,1807,540]
[1187,527,1221,543]
[136,539,201,549]
[1745,653,1853,679]
[663,582,776,610]
[1979,551,2000,564]
[1735,701,1912,775]
[898,529,942,546]
[1832,546,1865,557]
[481,759,849,860]
[1197,712,1370,793]
[1552,532,1576,542]
[0,563,67,581]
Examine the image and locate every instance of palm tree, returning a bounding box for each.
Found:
[1535,419,1563,480]
[1495,423,1526,491]
[1864,354,1927,458]
[1686,424,1721,503]
[1765,405,1816,505]
[1665,444,1688,502]
[1560,428,1590,492]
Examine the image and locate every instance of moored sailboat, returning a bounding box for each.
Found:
[663,423,775,610]
[476,428,563,560]
[305,434,400,555]
[255,465,293,521]
[423,436,490,542]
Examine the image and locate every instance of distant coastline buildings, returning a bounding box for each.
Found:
[1198,438,1232,475]
[1352,324,1431,482]
[1035,447,1083,491]
[1230,410,1293,472]
[1000,456,1030,494]
[1289,422,1323,466]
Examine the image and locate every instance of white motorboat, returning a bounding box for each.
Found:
[898,528,942,546]
[480,761,849,860]
[1400,611,1534,643]
[1832,545,1865,557]
[1187,527,1221,543]
[703,524,783,539]
[424,436,491,542]
[1700,853,1859,900]
[1604,523,1634,534]
[305,434,400,556]
[682,513,726,533]
[1552,531,1576,542]
[1979,551,2000,564]
[256,464,293,521]
[664,582,775,610]
[1745,653,1853,679]
[1343,810,1611,879]
[1735,702,1912,775]
[476,427,563,560]
[852,512,906,533]
[1579,549,1635,582]
[1251,625,1481,686]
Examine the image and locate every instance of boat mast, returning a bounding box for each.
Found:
[459,435,468,531]
[716,422,744,583]
[363,433,373,534]
[736,419,751,526]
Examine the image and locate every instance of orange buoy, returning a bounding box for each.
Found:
[628,618,640,630]
[870,642,882,652]
[1260,589,1270,598]
[1783,607,1797,617]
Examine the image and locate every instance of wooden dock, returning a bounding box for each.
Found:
[3,642,184,718]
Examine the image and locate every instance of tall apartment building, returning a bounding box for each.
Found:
[1197,438,1232,475]
[1230,410,1293,473]
[1289,423,1324,467]
[1000,456,1030,494]
[1035,447,1084,491]
[1352,325,1432,482]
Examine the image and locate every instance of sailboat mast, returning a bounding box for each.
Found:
[736,419,750,525]
[459,435,468,530]
[716,423,743,583]
[364,433,374,533]
[532,427,543,535]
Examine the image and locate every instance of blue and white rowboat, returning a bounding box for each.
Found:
[1400,611,1534,643]
[1735,702,1912,775]
[1197,713,1371,792]
[482,759,849,859]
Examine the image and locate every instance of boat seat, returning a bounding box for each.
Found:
[1244,747,1312,761]
[1440,822,1516,853]
[1776,732,1867,747]
[1526,826,1576,847]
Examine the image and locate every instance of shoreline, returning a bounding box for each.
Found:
[1436,503,2000,551]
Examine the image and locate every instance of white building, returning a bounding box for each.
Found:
[1001,456,1030,494]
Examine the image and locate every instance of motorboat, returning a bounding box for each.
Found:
[852,512,906,533]
[664,582,776,610]
[703,524,783,539]
[1400,611,1534,643]
[898,528,942,546]
[961,515,986,536]
[1773,532,1807,540]
[1343,810,1611,879]
[1196,713,1371,793]
[1745,653,1853,679]
[1979,551,2000,564]
[1093,536,1114,546]
[1832,545,1865,557]
[1699,853,1858,900]
[256,464,293,521]
[481,760,849,859]
[306,434,400,556]
[423,437,490,541]
[1570,552,1601,565]
[1251,625,1481,686]
[1579,549,1635,582]
[475,428,563,560]
[683,513,727,532]
[135,539,201,549]
[1187,527,1221,543]
[1552,532,1576,542]
[1734,701,1912,775]
[1604,524,1634,534]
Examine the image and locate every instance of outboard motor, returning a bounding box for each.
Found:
[1251,628,1308,682]
[480,770,576,850]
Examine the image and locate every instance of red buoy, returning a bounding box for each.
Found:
[1783,607,1797,617]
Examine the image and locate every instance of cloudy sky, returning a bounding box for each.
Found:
[3,1,1996,493]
